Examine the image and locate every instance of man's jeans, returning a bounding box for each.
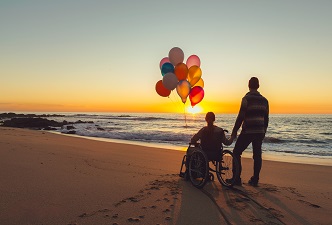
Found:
[233,133,265,181]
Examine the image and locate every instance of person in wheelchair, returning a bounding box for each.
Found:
[190,112,234,161]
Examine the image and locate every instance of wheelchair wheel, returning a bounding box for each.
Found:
[188,150,209,189]
[216,150,239,187]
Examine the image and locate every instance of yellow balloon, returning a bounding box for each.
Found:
[176,80,191,103]
[188,66,202,87]
[194,78,204,88]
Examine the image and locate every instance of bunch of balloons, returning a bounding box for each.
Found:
[155,47,204,107]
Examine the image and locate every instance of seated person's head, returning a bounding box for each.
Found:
[205,112,215,125]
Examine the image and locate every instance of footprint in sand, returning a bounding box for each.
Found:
[128,217,140,222]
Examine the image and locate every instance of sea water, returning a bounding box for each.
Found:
[45,113,332,166]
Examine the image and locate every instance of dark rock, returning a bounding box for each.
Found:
[44,126,57,131]
[0,112,65,119]
[66,130,76,134]
[74,120,94,124]
[2,118,64,129]
[66,125,75,130]
[0,113,91,130]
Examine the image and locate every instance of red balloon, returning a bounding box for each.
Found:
[189,86,204,107]
[155,80,171,97]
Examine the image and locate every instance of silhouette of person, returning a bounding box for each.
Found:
[191,112,233,161]
[231,77,269,186]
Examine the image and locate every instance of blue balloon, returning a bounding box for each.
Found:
[161,62,174,76]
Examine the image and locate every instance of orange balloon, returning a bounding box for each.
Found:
[155,80,171,97]
[174,63,188,81]
[193,78,204,88]
[188,66,202,87]
[176,80,191,103]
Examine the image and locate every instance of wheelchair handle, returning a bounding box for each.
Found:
[189,142,200,147]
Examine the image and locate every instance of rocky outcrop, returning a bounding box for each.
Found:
[2,118,65,129]
[0,113,94,130]
[0,112,65,119]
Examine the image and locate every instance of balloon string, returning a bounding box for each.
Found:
[183,103,188,127]
[169,91,183,113]
[168,91,177,110]
[168,91,188,127]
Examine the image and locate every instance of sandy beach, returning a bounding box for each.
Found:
[0,127,331,225]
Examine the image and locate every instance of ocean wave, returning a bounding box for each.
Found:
[292,139,327,144]
[95,115,176,122]
[46,113,332,160]
[133,116,170,121]
[264,137,327,144]
[281,150,332,157]
[58,127,191,145]
[263,137,284,143]
[65,113,202,123]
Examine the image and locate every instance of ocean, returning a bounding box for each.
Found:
[44,113,332,166]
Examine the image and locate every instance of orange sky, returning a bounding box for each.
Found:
[1,1,331,114]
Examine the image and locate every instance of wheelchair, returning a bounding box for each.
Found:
[179,142,239,189]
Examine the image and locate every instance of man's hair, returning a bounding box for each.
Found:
[249,77,259,89]
[205,112,215,122]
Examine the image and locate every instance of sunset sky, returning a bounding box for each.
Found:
[1,1,331,114]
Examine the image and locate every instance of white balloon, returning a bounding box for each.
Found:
[168,47,184,66]
[162,72,178,90]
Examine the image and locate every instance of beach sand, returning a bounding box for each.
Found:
[0,127,331,225]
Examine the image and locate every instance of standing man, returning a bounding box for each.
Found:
[231,77,269,186]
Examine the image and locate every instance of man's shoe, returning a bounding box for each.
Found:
[248,177,258,187]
